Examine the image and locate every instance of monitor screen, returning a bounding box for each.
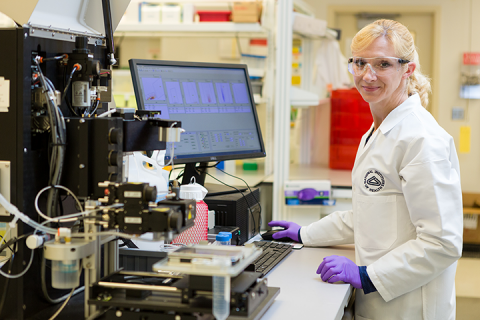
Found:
[129,59,266,166]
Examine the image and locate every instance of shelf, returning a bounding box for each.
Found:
[263,163,352,188]
[464,208,480,215]
[114,22,266,37]
[290,86,319,108]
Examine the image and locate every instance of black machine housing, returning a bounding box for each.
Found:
[89,270,272,319]
[0,26,184,320]
[205,188,261,245]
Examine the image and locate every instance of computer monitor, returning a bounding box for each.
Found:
[129,59,266,186]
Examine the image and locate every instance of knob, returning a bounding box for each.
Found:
[144,185,157,202]
[74,36,89,53]
[108,151,118,166]
[108,128,121,144]
[169,210,182,231]
[108,173,118,182]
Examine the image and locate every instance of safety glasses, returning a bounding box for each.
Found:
[347,57,410,76]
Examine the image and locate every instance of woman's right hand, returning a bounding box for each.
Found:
[267,220,302,242]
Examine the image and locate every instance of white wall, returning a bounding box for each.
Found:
[305,0,480,193]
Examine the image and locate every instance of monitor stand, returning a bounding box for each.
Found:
[182,162,247,197]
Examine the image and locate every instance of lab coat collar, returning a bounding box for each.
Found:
[353,94,420,168]
[378,93,420,135]
[354,122,377,168]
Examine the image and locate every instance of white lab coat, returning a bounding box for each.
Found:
[300,94,463,320]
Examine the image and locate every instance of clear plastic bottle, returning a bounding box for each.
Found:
[212,233,232,320]
[215,232,232,246]
[51,259,80,289]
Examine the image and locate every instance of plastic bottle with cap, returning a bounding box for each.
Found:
[215,232,232,246]
[179,177,208,200]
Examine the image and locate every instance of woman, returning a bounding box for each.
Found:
[270,20,463,320]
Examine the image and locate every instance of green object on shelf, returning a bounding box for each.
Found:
[128,95,138,109]
[113,94,126,107]
[243,162,258,171]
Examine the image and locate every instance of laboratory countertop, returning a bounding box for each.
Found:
[260,244,355,320]
[133,234,355,320]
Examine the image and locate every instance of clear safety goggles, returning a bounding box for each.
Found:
[347,56,410,76]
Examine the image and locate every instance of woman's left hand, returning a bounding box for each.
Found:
[317,255,362,289]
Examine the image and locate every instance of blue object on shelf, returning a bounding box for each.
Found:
[216,161,225,170]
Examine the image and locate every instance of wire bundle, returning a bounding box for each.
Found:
[34,57,67,220]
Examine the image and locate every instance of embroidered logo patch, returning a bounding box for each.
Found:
[364,169,385,192]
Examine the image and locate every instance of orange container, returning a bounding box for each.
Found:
[329,89,372,170]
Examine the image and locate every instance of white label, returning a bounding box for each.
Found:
[125,217,142,224]
[124,191,142,198]
[0,77,10,111]
[0,161,10,216]
[464,214,478,230]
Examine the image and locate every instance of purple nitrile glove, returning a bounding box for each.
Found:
[316,255,362,289]
[267,220,301,242]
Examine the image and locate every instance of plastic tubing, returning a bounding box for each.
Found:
[0,193,57,235]
[97,108,117,118]
[165,122,177,167]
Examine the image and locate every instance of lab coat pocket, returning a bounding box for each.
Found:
[356,194,397,250]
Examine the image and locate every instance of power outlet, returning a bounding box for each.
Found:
[452,107,465,120]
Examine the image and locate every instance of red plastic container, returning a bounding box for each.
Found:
[329,89,372,170]
[197,10,231,22]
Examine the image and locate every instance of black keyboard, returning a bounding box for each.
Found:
[247,241,293,276]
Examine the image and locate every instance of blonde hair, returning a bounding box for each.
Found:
[351,19,431,108]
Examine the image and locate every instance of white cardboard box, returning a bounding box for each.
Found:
[292,12,327,38]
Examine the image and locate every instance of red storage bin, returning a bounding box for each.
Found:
[329,89,372,170]
[329,145,359,170]
[197,10,231,22]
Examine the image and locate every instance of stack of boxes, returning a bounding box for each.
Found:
[329,89,372,170]
[122,1,263,24]
[231,1,262,23]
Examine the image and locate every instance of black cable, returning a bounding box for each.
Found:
[168,165,185,180]
[0,234,14,255]
[89,99,100,116]
[62,66,79,117]
[62,66,77,104]
[175,169,185,180]
[204,171,257,235]
[34,65,66,218]
[213,165,263,228]
[118,238,138,248]
[57,192,64,217]
[0,232,32,255]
